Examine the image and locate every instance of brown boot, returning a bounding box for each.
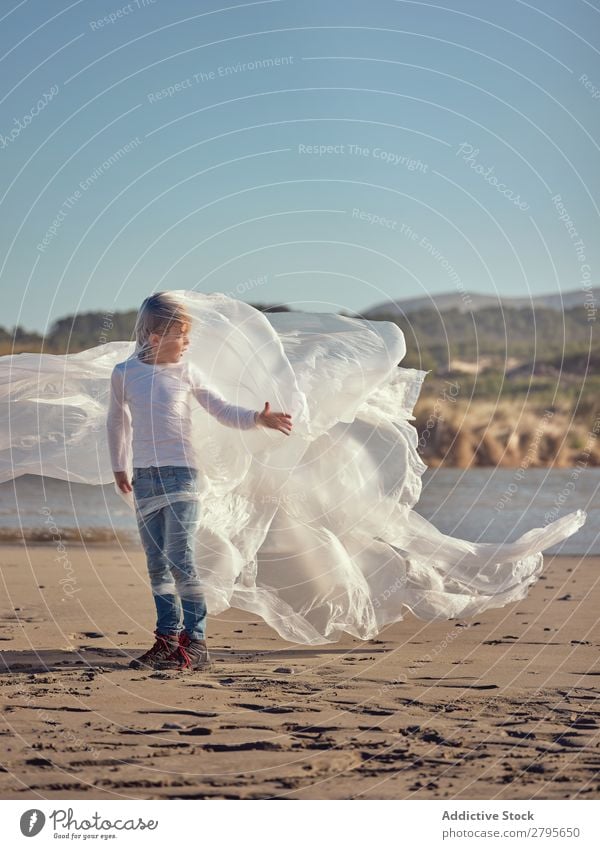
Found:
[157,631,212,671]
[129,632,180,670]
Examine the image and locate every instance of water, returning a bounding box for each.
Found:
[0,468,597,554]
[418,467,599,555]
[0,476,136,544]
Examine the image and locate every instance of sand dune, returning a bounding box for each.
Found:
[415,400,600,469]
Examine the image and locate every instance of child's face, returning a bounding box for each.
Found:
[148,321,190,363]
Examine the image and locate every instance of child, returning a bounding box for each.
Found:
[106,292,293,671]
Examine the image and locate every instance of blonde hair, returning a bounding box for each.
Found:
[134,292,192,360]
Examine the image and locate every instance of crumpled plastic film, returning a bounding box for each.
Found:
[0,290,588,644]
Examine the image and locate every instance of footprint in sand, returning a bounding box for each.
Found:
[1,609,45,623]
[70,632,105,640]
[235,702,295,714]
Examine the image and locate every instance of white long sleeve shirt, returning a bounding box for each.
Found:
[106,355,259,472]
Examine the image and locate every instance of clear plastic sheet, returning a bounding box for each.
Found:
[131,467,205,522]
[0,291,587,644]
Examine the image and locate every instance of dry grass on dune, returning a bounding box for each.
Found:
[414,400,600,469]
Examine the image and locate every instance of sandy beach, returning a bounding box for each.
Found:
[0,542,598,800]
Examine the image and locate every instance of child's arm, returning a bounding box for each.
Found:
[188,363,292,435]
[189,363,259,430]
[106,366,133,491]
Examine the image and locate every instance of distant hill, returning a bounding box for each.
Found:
[360,303,596,374]
[2,294,598,467]
[0,304,293,355]
[1,293,596,377]
[361,287,600,318]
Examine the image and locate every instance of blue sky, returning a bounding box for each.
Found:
[1,0,599,333]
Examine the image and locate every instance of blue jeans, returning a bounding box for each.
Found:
[132,465,206,640]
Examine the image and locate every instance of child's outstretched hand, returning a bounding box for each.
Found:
[257,402,293,436]
[114,471,132,493]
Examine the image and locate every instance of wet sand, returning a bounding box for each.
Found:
[0,543,598,800]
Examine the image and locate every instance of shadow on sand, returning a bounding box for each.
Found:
[0,643,394,673]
